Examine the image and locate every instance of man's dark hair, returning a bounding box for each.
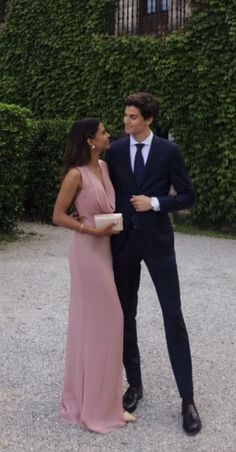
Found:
[125,92,159,124]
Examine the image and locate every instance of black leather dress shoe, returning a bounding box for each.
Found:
[182,402,202,435]
[123,385,143,413]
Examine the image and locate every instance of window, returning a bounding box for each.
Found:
[112,0,191,37]
[146,1,169,14]
[162,0,169,11]
[147,0,156,14]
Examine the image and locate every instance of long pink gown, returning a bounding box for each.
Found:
[61,160,125,433]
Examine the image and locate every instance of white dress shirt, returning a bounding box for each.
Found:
[130,132,160,211]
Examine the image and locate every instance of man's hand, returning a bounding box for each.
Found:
[130,195,152,212]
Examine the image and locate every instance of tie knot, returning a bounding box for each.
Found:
[136,143,144,152]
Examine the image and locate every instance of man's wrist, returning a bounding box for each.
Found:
[150,197,160,211]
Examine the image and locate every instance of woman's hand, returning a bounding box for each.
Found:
[76,216,120,237]
[89,222,120,237]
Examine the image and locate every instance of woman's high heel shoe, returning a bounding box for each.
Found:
[123,411,137,422]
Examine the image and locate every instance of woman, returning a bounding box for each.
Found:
[53,118,135,433]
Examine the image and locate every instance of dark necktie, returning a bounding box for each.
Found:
[134,143,145,186]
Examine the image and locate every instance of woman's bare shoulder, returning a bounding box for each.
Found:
[62,168,82,189]
[66,167,81,179]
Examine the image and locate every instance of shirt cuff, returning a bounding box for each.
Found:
[150,197,160,211]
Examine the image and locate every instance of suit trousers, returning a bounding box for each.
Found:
[112,227,194,400]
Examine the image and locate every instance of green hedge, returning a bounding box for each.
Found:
[24,119,71,222]
[0,109,71,230]
[0,0,235,227]
[0,103,32,233]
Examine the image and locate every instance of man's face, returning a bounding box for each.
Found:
[124,106,152,137]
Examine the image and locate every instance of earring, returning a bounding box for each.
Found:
[91,145,95,150]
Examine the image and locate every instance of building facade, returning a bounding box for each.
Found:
[113,0,191,36]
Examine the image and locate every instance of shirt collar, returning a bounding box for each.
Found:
[130,131,153,146]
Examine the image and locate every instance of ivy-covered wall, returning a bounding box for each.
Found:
[0,0,235,227]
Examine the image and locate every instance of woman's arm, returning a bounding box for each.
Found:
[52,169,117,236]
[53,168,84,232]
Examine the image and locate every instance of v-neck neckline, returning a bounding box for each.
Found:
[86,161,106,191]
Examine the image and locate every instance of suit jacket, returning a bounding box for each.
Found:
[106,135,195,256]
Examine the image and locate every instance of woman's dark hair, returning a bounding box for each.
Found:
[125,92,159,124]
[62,117,100,178]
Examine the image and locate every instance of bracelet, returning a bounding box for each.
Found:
[80,223,84,233]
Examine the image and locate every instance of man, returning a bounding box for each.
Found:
[106,92,201,434]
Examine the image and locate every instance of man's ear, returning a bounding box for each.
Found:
[146,116,154,126]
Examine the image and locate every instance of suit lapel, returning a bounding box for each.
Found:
[141,135,159,185]
[121,137,137,189]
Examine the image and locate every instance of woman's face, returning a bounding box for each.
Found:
[92,122,110,152]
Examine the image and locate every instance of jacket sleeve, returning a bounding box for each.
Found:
[158,145,195,213]
[104,147,115,185]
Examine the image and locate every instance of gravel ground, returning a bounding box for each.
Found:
[0,222,236,452]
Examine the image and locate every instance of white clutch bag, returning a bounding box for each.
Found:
[94,213,123,231]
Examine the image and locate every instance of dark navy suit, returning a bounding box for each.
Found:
[106,135,195,400]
